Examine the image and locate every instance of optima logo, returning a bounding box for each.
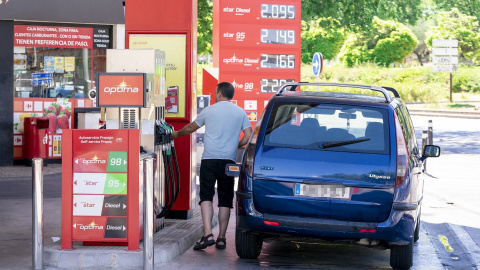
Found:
[82,155,107,165]
[223,55,243,64]
[74,220,104,231]
[103,78,139,94]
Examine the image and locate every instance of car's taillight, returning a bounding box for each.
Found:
[394,114,409,188]
[244,125,260,177]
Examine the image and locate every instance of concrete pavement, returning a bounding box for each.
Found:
[0,163,215,270]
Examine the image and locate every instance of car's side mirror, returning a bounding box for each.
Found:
[422,145,440,158]
[225,163,241,177]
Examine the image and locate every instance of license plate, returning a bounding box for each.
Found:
[294,184,351,199]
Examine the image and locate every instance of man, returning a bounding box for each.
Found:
[170,82,252,250]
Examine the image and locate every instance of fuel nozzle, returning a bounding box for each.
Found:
[155,119,175,155]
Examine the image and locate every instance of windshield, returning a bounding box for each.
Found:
[264,102,390,154]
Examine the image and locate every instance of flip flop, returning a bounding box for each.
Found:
[193,234,215,250]
[216,237,226,249]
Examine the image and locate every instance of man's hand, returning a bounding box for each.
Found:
[170,130,179,139]
[238,127,253,148]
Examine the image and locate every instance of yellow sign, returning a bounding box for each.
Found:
[129,35,186,118]
[64,57,75,72]
[54,57,64,73]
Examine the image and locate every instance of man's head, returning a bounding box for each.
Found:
[216,82,235,101]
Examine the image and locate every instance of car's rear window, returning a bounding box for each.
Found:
[264,102,390,154]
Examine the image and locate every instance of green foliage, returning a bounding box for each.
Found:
[301,63,480,102]
[408,19,434,65]
[426,8,480,63]
[433,0,480,22]
[452,66,480,92]
[301,18,346,63]
[339,17,417,67]
[197,0,213,55]
[302,0,422,30]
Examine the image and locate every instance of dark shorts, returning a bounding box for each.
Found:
[199,159,235,208]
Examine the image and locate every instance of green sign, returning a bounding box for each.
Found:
[104,173,127,194]
[107,151,128,172]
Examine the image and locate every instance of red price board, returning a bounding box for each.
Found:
[216,0,301,25]
[214,0,301,126]
[219,24,300,48]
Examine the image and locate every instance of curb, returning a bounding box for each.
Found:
[409,110,480,119]
[44,210,218,269]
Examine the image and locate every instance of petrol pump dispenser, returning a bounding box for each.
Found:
[61,49,180,250]
[102,49,180,231]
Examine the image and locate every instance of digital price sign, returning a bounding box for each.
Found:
[214,0,301,125]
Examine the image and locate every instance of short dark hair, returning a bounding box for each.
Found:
[216,82,235,100]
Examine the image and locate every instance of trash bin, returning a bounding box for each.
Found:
[23,117,49,166]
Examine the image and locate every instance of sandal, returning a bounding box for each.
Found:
[193,234,215,250]
[215,237,226,249]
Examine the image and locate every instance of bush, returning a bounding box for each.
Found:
[301,63,480,102]
[339,17,417,67]
[301,18,346,63]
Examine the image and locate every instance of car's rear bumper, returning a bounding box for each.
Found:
[236,192,415,245]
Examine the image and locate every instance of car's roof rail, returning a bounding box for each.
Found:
[276,82,393,103]
[381,86,400,98]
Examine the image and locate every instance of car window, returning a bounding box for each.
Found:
[397,105,418,154]
[264,102,390,154]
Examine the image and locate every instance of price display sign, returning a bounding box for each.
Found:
[71,130,130,241]
[214,0,301,125]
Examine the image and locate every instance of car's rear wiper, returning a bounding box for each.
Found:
[320,138,370,149]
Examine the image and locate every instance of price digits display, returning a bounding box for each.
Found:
[261,29,295,44]
[261,4,295,19]
[261,79,295,93]
[260,54,295,69]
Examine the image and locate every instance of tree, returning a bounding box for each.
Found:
[433,0,480,22]
[301,18,346,63]
[426,8,480,64]
[339,17,418,66]
[197,0,213,56]
[302,0,422,30]
[409,19,434,66]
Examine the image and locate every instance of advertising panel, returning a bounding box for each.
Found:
[129,35,187,118]
[96,73,146,107]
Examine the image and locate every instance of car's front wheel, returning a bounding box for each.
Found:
[390,239,413,269]
[235,228,262,259]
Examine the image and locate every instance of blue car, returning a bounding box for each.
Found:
[229,83,440,269]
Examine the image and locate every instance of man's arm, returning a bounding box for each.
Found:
[238,127,253,148]
[170,121,201,139]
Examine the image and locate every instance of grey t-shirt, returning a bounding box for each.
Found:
[195,101,250,161]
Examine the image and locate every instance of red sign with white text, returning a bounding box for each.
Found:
[97,73,146,107]
[72,130,129,153]
[14,25,93,49]
[72,216,108,240]
[214,0,301,128]
[219,23,300,49]
[73,151,110,173]
[217,0,301,25]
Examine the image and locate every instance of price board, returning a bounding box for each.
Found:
[62,129,141,250]
[213,0,301,126]
[70,130,129,241]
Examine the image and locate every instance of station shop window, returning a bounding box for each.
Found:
[14,47,106,98]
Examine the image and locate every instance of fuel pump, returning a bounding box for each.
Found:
[101,49,171,231]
